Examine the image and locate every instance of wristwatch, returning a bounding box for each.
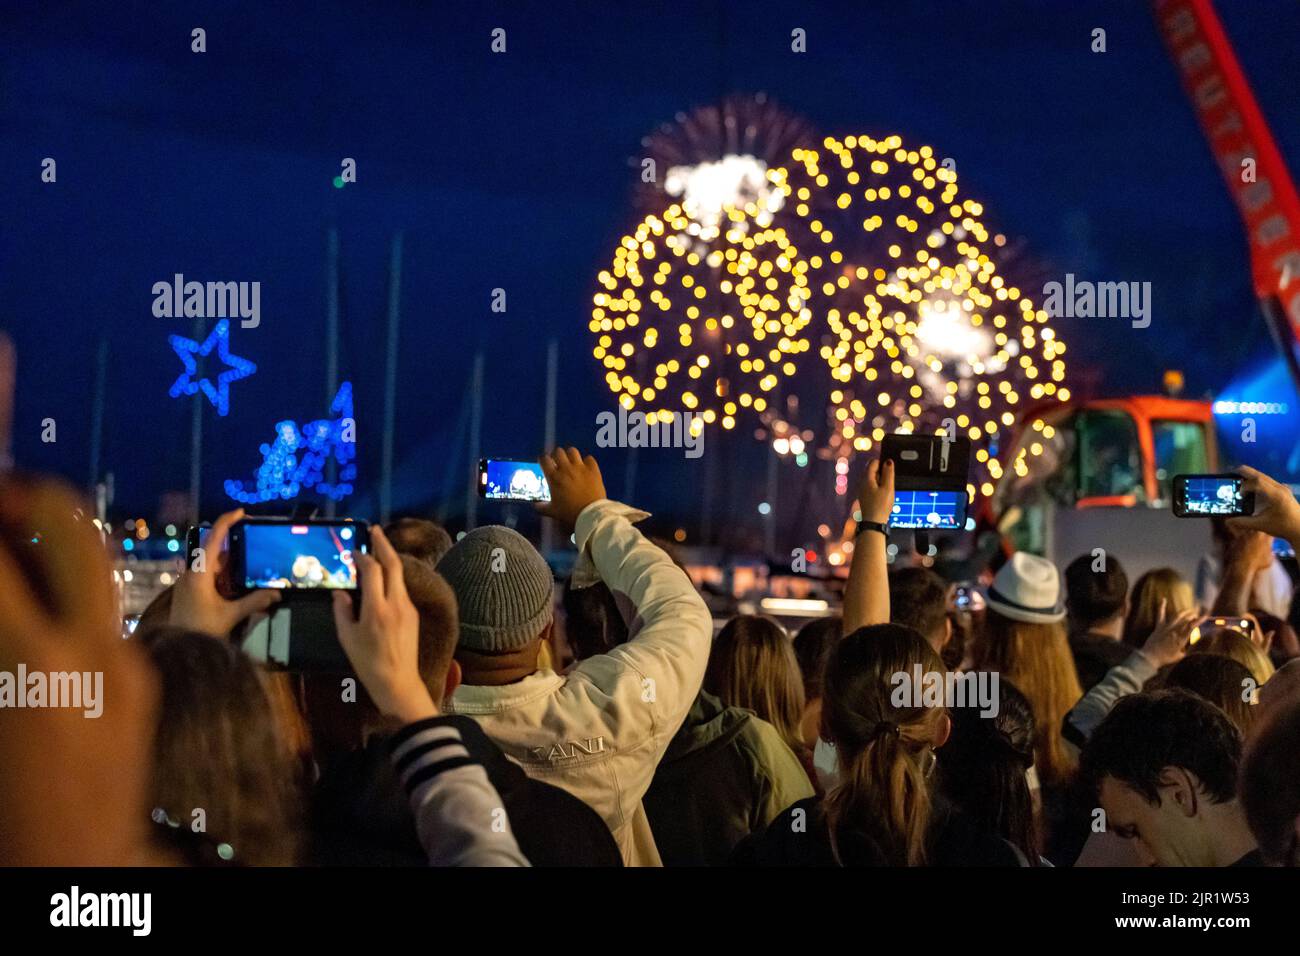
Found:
[855,519,889,539]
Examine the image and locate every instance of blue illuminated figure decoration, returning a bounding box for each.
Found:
[224,382,357,503]
[168,319,257,416]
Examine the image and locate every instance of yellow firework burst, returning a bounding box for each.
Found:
[769,133,1069,487]
[590,203,815,430]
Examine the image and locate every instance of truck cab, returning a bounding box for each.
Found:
[989,396,1218,583]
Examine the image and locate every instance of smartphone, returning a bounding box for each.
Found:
[949,583,984,612]
[1172,474,1255,517]
[881,433,972,530]
[184,524,211,564]
[882,433,972,489]
[478,458,551,502]
[1190,616,1255,646]
[230,519,369,592]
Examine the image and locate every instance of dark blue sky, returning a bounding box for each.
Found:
[3,1,1298,545]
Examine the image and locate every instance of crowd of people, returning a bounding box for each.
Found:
[2,449,1299,868]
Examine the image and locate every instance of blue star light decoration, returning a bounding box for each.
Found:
[224,382,357,503]
[168,319,257,416]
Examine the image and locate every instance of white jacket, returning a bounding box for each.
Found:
[444,499,713,866]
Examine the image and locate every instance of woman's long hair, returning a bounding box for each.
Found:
[706,615,806,755]
[821,625,947,866]
[1159,654,1260,735]
[143,627,303,865]
[1191,627,1275,686]
[937,677,1042,863]
[973,610,1082,787]
[1123,568,1195,648]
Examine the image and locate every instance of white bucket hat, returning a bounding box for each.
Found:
[986,552,1066,624]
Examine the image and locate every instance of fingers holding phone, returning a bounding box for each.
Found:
[332,527,434,723]
[856,458,896,525]
[170,508,280,638]
[1228,466,1300,546]
[535,448,606,531]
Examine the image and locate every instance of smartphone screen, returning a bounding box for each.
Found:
[889,489,969,530]
[1190,616,1254,645]
[238,521,367,590]
[478,459,551,502]
[1173,474,1254,517]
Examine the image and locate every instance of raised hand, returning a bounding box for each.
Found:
[170,508,279,637]
[535,447,607,532]
[332,526,436,724]
[1229,466,1300,548]
[0,476,159,865]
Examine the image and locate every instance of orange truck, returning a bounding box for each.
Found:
[987,396,1218,582]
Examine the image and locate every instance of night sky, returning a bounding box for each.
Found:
[3,1,1299,548]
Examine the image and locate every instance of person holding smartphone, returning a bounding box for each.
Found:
[436,448,714,867]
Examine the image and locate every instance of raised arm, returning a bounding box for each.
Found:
[1062,604,1197,748]
[1211,526,1273,616]
[537,448,713,731]
[842,458,895,635]
[333,527,527,867]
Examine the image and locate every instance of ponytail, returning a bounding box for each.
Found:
[821,625,947,867]
[824,723,935,866]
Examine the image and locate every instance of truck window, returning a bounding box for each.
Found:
[993,416,1074,555]
[1152,420,1209,503]
[1077,410,1143,501]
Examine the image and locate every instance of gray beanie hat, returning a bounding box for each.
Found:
[436,525,554,653]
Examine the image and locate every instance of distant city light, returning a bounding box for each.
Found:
[759,597,829,616]
[757,502,772,515]
[1212,400,1288,415]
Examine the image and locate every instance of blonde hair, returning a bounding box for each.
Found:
[822,625,947,866]
[1123,568,1195,648]
[1191,628,1276,686]
[974,611,1082,787]
[706,615,805,755]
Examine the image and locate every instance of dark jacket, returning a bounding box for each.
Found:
[642,691,814,866]
[311,714,621,866]
[1068,629,1131,692]
[731,794,1024,867]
